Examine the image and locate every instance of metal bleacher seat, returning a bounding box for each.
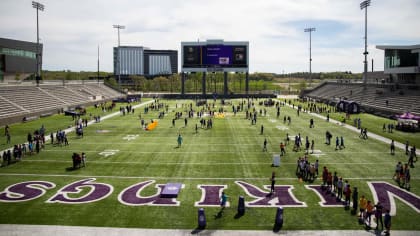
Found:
[305,82,420,115]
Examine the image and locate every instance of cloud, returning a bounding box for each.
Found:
[0,0,419,73]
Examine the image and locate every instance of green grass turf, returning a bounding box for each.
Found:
[286,99,420,148]
[0,99,419,230]
[0,100,150,151]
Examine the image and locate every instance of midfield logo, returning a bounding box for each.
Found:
[0,179,419,216]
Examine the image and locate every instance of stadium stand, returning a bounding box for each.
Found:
[0,81,122,126]
[302,81,420,117]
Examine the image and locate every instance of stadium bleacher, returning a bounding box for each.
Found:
[303,82,420,116]
[0,81,122,125]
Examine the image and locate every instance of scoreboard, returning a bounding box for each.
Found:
[181,40,249,72]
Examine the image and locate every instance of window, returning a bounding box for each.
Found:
[385,49,418,69]
[0,47,36,59]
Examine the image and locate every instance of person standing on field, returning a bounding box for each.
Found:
[263,138,267,152]
[352,187,358,213]
[335,137,340,150]
[81,152,86,167]
[384,209,391,235]
[374,201,384,231]
[390,140,395,155]
[359,195,367,220]
[310,140,315,154]
[220,191,228,212]
[270,172,276,194]
[366,200,374,227]
[177,134,183,148]
[280,142,286,156]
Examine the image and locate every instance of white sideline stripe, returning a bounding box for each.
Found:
[21,159,399,165]
[0,173,418,180]
[51,143,282,145]
[0,224,418,236]
[41,149,395,154]
[42,150,277,154]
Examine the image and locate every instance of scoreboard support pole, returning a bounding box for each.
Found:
[223,72,228,97]
[245,72,249,95]
[181,72,185,95]
[202,72,206,97]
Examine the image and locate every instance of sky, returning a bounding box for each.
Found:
[1,0,419,74]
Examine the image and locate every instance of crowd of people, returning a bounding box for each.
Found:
[269,98,399,234]
[317,164,392,234]
[2,125,47,166]
[71,152,86,169]
[1,109,98,168]
[383,123,395,133]
[2,97,416,234]
[393,162,412,190]
[295,154,319,182]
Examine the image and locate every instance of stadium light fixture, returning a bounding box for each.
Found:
[113,25,125,87]
[32,1,44,84]
[113,25,125,47]
[360,0,371,85]
[304,27,316,86]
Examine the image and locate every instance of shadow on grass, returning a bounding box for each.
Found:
[234,212,244,219]
[1,159,22,167]
[272,224,282,233]
[214,209,224,219]
[65,166,79,171]
[364,225,384,236]
[191,227,204,234]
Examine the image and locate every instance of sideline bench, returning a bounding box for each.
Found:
[22,116,39,122]
[40,112,53,117]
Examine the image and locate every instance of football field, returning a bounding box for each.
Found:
[0,99,419,231]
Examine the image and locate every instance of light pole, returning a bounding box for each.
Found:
[360,0,371,85]
[32,1,44,84]
[97,45,100,83]
[113,25,125,88]
[304,27,316,87]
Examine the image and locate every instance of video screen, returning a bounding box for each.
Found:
[202,45,232,66]
[183,44,247,68]
[183,46,201,66]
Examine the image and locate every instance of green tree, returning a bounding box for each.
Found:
[65,71,73,80]
[106,77,118,87]
[15,72,21,81]
[262,81,268,90]
[298,81,307,91]
[132,75,146,91]
[237,73,244,93]
[153,76,169,91]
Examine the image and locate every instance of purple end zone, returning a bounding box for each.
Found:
[160,183,182,198]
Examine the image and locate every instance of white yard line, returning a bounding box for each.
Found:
[0,172,417,180]
[21,159,399,165]
[40,149,395,154]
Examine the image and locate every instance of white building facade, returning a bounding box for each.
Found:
[113,46,177,76]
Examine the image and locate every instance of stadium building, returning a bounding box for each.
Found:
[376,44,420,84]
[0,37,42,81]
[113,46,177,76]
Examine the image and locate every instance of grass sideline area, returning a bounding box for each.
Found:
[285,99,420,148]
[0,98,419,231]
